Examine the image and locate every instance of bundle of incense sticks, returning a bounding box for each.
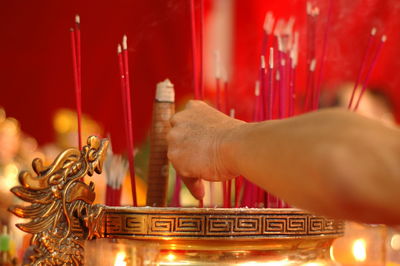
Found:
[70,15,83,149]
[146,79,175,207]
[104,147,128,206]
[348,30,387,111]
[117,36,138,206]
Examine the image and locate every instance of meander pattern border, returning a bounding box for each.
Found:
[103,208,344,240]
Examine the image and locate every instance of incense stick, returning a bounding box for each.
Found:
[267,47,274,120]
[304,59,317,111]
[260,55,267,120]
[117,45,130,152]
[353,35,387,111]
[122,35,138,207]
[74,15,82,149]
[262,12,275,56]
[348,27,377,109]
[199,0,205,99]
[69,27,82,149]
[223,75,229,114]
[287,32,298,117]
[171,175,182,207]
[189,0,200,99]
[314,0,333,110]
[215,51,222,110]
[75,15,82,95]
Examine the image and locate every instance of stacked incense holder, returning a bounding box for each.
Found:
[9,136,344,265]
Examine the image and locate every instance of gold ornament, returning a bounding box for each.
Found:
[9,136,109,265]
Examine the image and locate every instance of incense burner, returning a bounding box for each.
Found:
[9,136,344,265]
[85,206,343,265]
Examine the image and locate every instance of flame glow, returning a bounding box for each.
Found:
[352,238,367,262]
[391,234,400,250]
[166,253,176,262]
[114,251,127,266]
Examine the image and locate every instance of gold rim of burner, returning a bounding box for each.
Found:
[102,207,344,241]
[103,238,336,251]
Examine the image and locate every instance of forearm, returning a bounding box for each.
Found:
[222,109,400,224]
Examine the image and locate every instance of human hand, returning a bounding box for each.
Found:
[167,100,245,199]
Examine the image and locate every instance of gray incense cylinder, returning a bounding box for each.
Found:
[146,79,175,207]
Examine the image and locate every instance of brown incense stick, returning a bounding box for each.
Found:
[146,79,175,207]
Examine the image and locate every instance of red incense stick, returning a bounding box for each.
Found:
[75,15,82,96]
[348,28,377,109]
[277,40,287,118]
[224,77,229,114]
[260,56,267,120]
[353,35,387,111]
[314,0,333,108]
[189,0,200,99]
[267,47,274,120]
[234,176,243,208]
[199,0,205,99]
[262,12,275,56]
[122,35,138,207]
[304,59,317,111]
[288,61,297,117]
[288,32,298,117]
[215,51,222,110]
[70,28,82,149]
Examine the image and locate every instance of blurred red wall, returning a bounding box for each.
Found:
[0,0,399,152]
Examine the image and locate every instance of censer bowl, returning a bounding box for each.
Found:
[84,207,344,265]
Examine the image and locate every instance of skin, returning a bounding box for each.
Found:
[167,100,400,224]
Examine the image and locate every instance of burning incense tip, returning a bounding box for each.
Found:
[310,59,317,72]
[269,47,274,69]
[263,12,275,35]
[75,14,80,25]
[371,27,377,36]
[307,2,312,15]
[381,35,387,42]
[277,36,283,52]
[285,17,296,35]
[274,19,284,36]
[260,55,266,69]
[156,79,175,102]
[122,35,128,50]
[230,108,235,118]
[255,81,260,96]
[312,7,320,17]
[117,44,122,54]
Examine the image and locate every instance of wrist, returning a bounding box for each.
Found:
[216,120,249,178]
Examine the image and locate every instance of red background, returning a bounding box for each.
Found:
[1,0,399,152]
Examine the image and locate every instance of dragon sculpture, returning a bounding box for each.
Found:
[9,136,109,265]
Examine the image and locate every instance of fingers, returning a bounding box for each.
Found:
[181,177,205,200]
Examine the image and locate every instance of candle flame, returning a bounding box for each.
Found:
[166,253,176,262]
[114,251,127,266]
[352,238,367,262]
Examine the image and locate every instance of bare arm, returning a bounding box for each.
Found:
[167,100,400,224]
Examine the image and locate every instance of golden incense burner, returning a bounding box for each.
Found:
[10,136,344,265]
